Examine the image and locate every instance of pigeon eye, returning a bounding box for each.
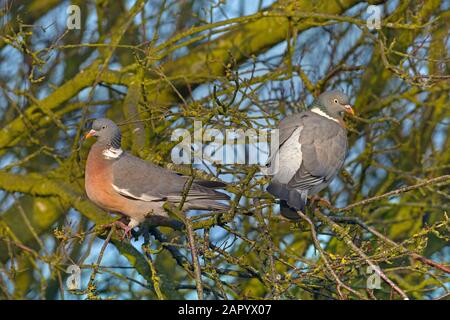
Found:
[102,125,106,129]
[333,99,338,104]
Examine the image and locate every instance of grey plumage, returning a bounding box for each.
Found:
[90,118,122,149]
[112,153,229,207]
[267,91,353,220]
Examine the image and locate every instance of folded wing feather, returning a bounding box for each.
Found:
[111,153,229,203]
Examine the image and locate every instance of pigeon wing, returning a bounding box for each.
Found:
[287,113,347,191]
[111,153,229,202]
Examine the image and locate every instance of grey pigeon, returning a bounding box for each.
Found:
[267,91,354,219]
[84,118,229,234]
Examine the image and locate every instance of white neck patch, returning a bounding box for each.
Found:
[102,147,123,159]
[311,107,339,123]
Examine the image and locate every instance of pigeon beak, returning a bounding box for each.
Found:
[85,129,96,139]
[344,104,355,116]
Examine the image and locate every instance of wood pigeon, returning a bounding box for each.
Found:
[267,91,354,220]
[84,118,229,235]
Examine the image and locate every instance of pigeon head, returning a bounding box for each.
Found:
[85,118,122,148]
[311,91,354,119]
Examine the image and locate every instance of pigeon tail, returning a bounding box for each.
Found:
[267,182,288,200]
[280,201,302,220]
[268,182,308,220]
[187,199,230,211]
[194,180,227,188]
[279,190,307,220]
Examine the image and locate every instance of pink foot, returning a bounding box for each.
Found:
[120,225,132,241]
[101,220,132,240]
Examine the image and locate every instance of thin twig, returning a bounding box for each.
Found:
[326,175,450,212]
[185,218,204,300]
[86,226,115,299]
[329,216,450,274]
[142,244,166,300]
[314,210,409,300]
[297,210,367,300]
